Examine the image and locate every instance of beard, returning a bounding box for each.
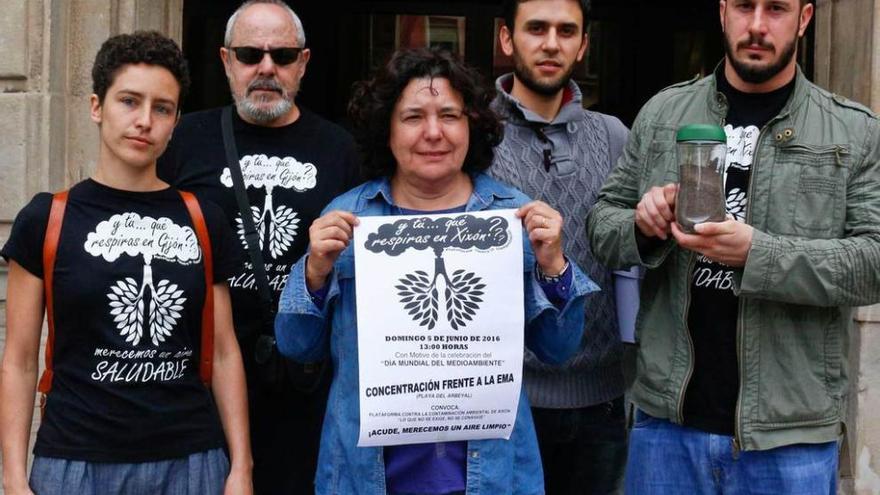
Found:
[232,77,297,124]
[511,51,577,96]
[723,31,798,84]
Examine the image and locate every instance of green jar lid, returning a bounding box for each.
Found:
[676,124,726,142]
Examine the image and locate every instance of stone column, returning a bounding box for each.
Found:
[815,1,880,494]
[0,1,181,492]
[851,308,880,494]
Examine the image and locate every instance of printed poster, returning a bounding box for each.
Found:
[354,210,524,447]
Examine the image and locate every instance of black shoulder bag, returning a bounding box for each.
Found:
[221,106,327,393]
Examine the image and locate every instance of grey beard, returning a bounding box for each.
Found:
[236,96,294,125]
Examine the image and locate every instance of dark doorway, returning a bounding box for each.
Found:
[182,0,813,127]
[181,0,504,121]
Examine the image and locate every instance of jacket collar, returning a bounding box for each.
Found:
[492,73,583,126]
[357,177,394,211]
[356,173,515,212]
[709,61,810,122]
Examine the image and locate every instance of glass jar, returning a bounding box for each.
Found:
[675,124,727,233]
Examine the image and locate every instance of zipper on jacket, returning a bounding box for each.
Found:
[732,114,786,454]
[676,95,727,425]
[675,254,698,423]
[781,143,850,166]
[779,142,849,154]
[733,296,745,457]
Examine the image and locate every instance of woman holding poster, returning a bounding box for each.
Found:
[0,32,251,494]
[275,48,597,495]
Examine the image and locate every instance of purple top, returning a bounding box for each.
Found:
[384,441,468,494]
[536,264,574,306]
[308,203,572,495]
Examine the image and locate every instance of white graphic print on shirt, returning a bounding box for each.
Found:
[85,213,201,347]
[726,188,747,222]
[220,154,317,259]
[722,125,759,222]
[691,125,759,291]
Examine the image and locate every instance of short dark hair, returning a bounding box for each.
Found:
[348,48,503,180]
[502,0,590,32]
[91,31,190,105]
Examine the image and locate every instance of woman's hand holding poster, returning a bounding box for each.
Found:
[354,209,524,447]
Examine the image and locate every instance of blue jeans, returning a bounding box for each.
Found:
[29,448,228,495]
[532,396,628,495]
[625,411,838,495]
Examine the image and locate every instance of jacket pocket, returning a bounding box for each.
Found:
[632,268,678,396]
[756,305,839,424]
[337,253,355,279]
[333,253,357,331]
[823,315,845,399]
[776,144,849,238]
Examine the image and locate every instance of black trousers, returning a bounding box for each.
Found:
[531,396,628,495]
[246,357,331,495]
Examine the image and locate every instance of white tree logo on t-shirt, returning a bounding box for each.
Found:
[726,188,747,222]
[220,154,317,258]
[723,125,759,224]
[84,213,201,346]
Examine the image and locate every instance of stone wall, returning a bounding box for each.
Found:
[0,2,181,492]
[815,1,880,493]
[0,1,879,494]
[852,308,880,494]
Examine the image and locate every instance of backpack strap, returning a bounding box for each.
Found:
[178,190,214,388]
[37,189,215,403]
[37,191,69,398]
[221,106,275,338]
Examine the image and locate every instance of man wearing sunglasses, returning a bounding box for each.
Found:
[158,1,360,493]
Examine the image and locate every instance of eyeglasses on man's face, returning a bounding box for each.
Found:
[229,46,303,66]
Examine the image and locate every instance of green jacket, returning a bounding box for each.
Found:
[587,67,880,451]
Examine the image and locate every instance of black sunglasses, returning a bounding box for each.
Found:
[230,46,303,66]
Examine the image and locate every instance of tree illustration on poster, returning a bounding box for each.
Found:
[85,213,201,346]
[365,215,511,330]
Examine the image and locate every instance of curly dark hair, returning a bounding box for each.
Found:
[503,0,590,32]
[91,31,190,106]
[348,47,503,180]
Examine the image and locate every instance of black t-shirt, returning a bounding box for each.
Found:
[157,107,360,358]
[1,179,238,462]
[683,69,795,435]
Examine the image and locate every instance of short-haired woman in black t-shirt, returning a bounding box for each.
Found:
[0,32,252,494]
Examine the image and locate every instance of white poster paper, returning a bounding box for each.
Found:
[354,209,524,447]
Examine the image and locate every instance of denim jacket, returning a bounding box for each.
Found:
[276,173,598,494]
